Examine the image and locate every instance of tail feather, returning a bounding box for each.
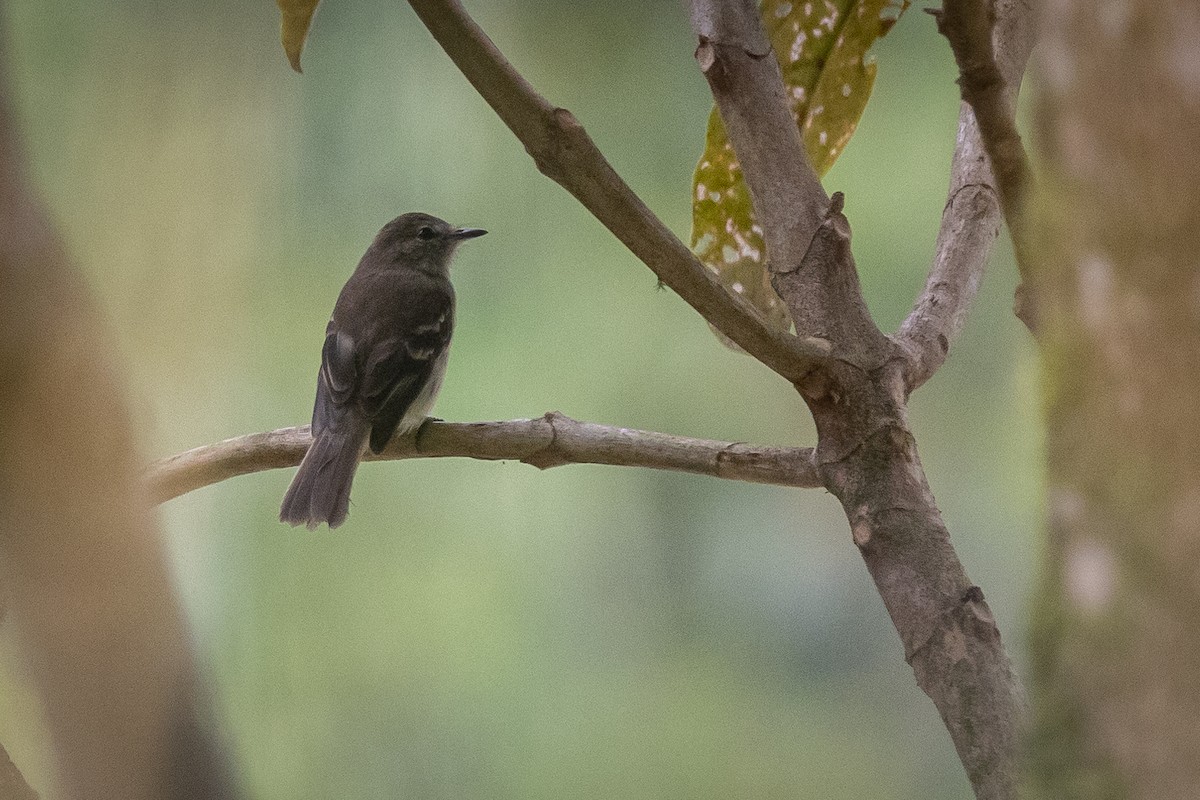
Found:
[280,427,368,530]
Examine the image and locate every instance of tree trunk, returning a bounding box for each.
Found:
[1028,3,1200,798]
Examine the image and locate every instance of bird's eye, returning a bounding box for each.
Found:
[417,226,436,241]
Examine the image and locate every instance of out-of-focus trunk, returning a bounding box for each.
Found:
[0,13,237,799]
[1028,3,1200,798]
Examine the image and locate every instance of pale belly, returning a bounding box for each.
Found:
[397,348,450,433]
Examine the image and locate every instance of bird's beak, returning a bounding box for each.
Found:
[450,227,487,240]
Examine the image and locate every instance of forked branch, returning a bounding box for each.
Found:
[899,0,1038,386]
[927,0,1038,332]
[686,3,1025,798]
[929,0,1032,225]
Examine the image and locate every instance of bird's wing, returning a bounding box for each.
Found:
[312,323,358,436]
[313,274,454,451]
[361,301,454,453]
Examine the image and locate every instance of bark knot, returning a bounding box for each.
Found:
[851,510,872,548]
[521,411,571,470]
[529,108,586,182]
[695,38,717,73]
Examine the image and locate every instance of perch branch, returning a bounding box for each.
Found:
[146,413,820,504]
[927,0,1039,332]
[404,0,828,383]
[899,0,1038,387]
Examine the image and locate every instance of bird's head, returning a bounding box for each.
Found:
[371,212,487,276]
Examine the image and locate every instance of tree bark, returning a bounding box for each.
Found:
[782,202,1023,800]
[1028,2,1200,797]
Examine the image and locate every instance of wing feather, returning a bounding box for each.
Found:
[313,271,454,451]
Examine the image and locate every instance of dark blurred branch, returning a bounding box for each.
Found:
[898,0,1037,388]
[928,0,1039,332]
[147,414,820,503]
[0,13,237,800]
[0,740,38,800]
[687,3,1024,798]
[404,0,829,383]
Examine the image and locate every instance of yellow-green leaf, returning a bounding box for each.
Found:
[690,0,909,342]
[800,0,909,173]
[277,0,322,73]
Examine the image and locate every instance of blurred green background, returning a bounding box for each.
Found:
[0,1,1039,797]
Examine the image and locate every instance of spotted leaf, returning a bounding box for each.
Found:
[691,0,909,344]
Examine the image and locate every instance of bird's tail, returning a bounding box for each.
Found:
[280,425,368,530]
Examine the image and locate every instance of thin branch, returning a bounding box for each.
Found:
[928,0,1039,332]
[898,0,1038,388]
[403,0,826,383]
[146,413,820,504]
[897,178,1001,389]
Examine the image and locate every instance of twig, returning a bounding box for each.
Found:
[146,413,820,504]
[404,0,827,383]
[928,0,1038,332]
[930,0,1032,220]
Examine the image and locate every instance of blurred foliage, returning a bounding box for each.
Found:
[691,0,908,341]
[0,0,1037,798]
[277,0,322,72]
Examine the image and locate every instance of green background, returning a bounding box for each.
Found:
[0,1,1039,797]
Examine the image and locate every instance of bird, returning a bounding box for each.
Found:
[280,212,486,529]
